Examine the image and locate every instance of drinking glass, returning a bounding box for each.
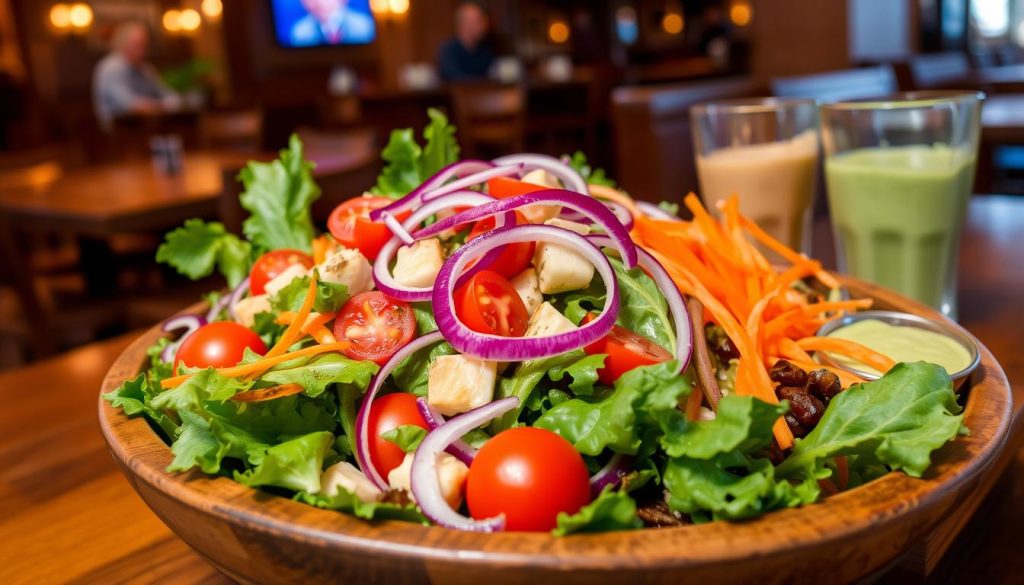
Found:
[820,91,984,318]
[691,97,819,252]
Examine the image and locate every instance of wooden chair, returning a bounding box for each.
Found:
[908,52,973,90]
[771,65,898,102]
[449,83,525,159]
[610,77,763,204]
[199,109,264,152]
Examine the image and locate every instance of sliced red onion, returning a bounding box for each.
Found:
[492,153,588,195]
[411,397,520,532]
[369,160,493,222]
[225,277,250,322]
[413,189,639,269]
[587,234,693,373]
[372,191,510,302]
[589,454,633,499]
[415,397,478,466]
[381,211,415,246]
[636,201,681,221]
[564,201,634,231]
[370,162,518,221]
[160,313,208,363]
[355,331,445,489]
[434,225,619,361]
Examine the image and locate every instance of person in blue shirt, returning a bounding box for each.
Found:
[92,22,178,131]
[290,0,375,46]
[437,1,495,82]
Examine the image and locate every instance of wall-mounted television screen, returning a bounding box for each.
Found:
[270,0,376,47]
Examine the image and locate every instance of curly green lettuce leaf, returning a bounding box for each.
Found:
[775,362,964,480]
[660,395,787,459]
[268,274,349,315]
[563,151,616,188]
[296,488,428,524]
[155,219,252,287]
[381,424,428,453]
[420,108,460,179]
[259,353,378,399]
[235,431,334,493]
[491,349,605,432]
[371,108,459,197]
[168,409,270,473]
[553,487,642,536]
[390,338,455,397]
[546,353,606,397]
[152,369,253,412]
[238,134,320,252]
[657,201,680,217]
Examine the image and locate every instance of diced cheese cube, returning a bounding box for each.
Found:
[264,263,310,297]
[510,268,543,316]
[698,407,716,421]
[518,169,562,223]
[533,219,594,294]
[524,302,578,337]
[232,294,271,328]
[392,238,445,288]
[428,354,497,416]
[319,247,373,295]
[320,461,382,503]
[388,452,469,510]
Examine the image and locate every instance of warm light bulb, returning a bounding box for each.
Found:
[68,3,93,29]
[730,1,752,27]
[201,0,222,19]
[370,0,389,15]
[163,9,182,33]
[388,0,409,15]
[662,13,683,35]
[179,8,201,32]
[548,21,569,43]
[49,4,71,29]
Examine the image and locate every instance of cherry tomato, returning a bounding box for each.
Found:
[466,211,535,278]
[582,313,672,385]
[366,393,429,479]
[328,196,408,260]
[333,291,416,365]
[466,427,590,532]
[487,176,547,199]
[454,270,530,337]
[174,322,267,372]
[249,249,314,296]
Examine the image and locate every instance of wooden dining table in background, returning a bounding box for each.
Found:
[0,195,1021,584]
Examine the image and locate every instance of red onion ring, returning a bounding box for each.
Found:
[159,313,208,363]
[562,201,635,231]
[370,162,518,222]
[413,189,639,269]
[415,397,478,466]
[636,201,681,221]
[586,234,693,373]
[433,224,620,361]
[372,191,510,301]
[224,277,250,322]
[589,454,633,499]
[492,153,588,195]
[355,331,445,489]
[410,396,520,532]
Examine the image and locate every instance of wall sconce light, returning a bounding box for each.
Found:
[372,0,409,19]
[49,3,93,33]
[201,0,223,20]
[661,12,684,35]
[548,20,569,43]
[730,0,753,27]
[163,8,201,34]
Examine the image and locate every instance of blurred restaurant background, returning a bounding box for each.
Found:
[1,0,1023,369]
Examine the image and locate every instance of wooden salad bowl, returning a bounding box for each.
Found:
[98,277,1013,585]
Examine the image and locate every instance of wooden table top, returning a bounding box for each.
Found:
[1,195,1021,584]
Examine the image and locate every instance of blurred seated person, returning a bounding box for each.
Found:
[291,0,375,46]
[92,22,179,131]
[437,1,494,82]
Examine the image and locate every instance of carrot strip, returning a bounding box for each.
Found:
[588,183,642,216]
[160,341,352,389]
[266,276,318,358]
[796,337,897,374]
[232,383,306,402]
[309,325,336,345]
[737,214,839,289]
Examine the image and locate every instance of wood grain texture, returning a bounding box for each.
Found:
[97,279,1013,585]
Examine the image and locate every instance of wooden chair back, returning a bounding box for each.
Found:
[908,52,973,90]
[449,83,525,159]
[771,65,898,102]
[610,77,763,204]
[200,109,264,152]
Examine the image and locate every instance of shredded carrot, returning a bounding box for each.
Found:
[160,341,352,389]
[232,383,306,402]
[311,235,338,265]
[589,183,642,216]
[309,325,336,344]
[737,214,838,289]
[266,276,318,358]
[795,336,897,374]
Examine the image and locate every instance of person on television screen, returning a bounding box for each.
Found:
[92,21,179,131]
[437,1,494,82]
[291,0,375,46]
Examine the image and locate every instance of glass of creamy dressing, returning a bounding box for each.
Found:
[820,92,984,318]
[691,97,819,254]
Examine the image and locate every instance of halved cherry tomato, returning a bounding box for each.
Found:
[333,291,416,365]
[487,176,547,199]
[327,196,408,260]
[249,249,314,296]
[454,270,530,337]
[367,393,429,479]
[582,313,672,385]
[466,211,535,278]
[174,322,267,372]
[466,427,590,532]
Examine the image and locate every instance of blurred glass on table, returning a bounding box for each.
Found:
[821,91,983,318]
[691,97,819,252]
[150,134,183,175]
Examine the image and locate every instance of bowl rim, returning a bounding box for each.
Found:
[98,276,1013,571]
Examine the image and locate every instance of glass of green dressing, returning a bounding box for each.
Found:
[821,91,984,318]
